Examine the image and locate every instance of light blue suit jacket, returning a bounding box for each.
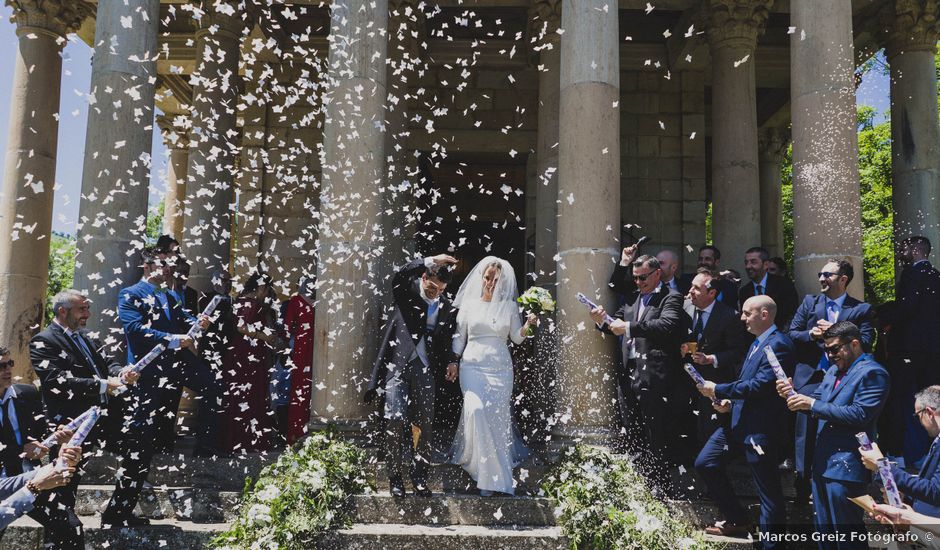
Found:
[0,469,38,530]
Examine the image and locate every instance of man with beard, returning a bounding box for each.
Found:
[739,247,798,328]
[787,259,874,504]
[680,245,738,311]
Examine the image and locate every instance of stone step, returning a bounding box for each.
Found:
[348,492,556,527]
[669,498,816,528]
[78,451,275,490]
[0,516,225,550]
[319,523,569,550]
[72,485,241,523]
[371,462,552,493]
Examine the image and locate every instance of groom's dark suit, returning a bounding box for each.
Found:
[366,258,457,489]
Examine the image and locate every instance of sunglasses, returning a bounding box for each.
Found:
[633,270,658,282]
[818,271,839,279]
[0,360,14,369]
[823,342,848,356]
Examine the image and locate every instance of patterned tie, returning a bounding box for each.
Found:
[693,310,705,341]
[755,284,764,296]
[826,300,838,323]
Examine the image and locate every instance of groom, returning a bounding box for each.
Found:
[366,254,458,497]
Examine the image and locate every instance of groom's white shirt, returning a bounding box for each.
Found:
[409,257,441,368]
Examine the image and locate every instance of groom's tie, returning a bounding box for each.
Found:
[426,301,439,333]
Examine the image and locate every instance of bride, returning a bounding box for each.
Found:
[446,256,537,496]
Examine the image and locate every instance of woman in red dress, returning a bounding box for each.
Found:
[220,273,281,454]
[284,276,316,444]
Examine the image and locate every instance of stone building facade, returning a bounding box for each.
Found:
[0,0,937,444]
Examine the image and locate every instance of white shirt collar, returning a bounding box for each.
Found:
[0,386,16,404]
[753,273,769,289]
[53,319,76,338]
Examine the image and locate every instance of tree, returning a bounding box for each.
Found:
[146,199,165,242]
[45,233,76,323]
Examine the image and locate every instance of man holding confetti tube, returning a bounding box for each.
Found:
[776,321,889,549]
[102,246,215,527]
[693,296,794,544]
[0,346,79,547]
[0,444,81,532]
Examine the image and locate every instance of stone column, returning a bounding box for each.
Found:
[883,1,940,258]
[73,0,160,340]
[182,3,243,292]
[0,0,90,376]
[790,0,864,297]
[530,0,561,448]
[157,115,190,241]
[312,0,389,433]
[704,0,773,264]
[758,127,789,258]
[553,0,620,445]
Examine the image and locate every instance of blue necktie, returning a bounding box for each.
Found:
[755,284,764,296]
[427,301,438,333]
[747,338,760,359]
[72,333,95,368]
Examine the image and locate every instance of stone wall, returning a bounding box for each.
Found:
[621,69,706,274]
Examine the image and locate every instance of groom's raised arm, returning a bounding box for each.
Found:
[392,257,431,304]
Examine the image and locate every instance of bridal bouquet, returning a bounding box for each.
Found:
[517,286,555,336]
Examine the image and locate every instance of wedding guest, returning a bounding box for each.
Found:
[860,385,940,516]
[684,245,738,310]
[103,246,216,527]
[220,272,281,454]
[695,296,793,544]
[284,276,316,444]
[30,290,139,545]
[767,257,789,279]
[592,252,691,496]
[0,445,81,533]
[788,259,875,505]
[0,345,81,547]
[777,321,889,549]
[739,247,798,328]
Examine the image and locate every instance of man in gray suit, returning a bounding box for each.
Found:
[366,254,459,498]
[0,445,80,531]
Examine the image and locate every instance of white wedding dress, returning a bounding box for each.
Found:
[450,300,529,495]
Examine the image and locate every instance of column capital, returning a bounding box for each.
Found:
[880,0,940,58]
[157,114,191,150]
[5,0,93,39]
[529,0,562,49]
[702,0,774,51]
[758,127,790,162]
[193,0,245,41]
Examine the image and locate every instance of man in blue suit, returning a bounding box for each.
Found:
[788,259,875,503]
[101,246,216,527]
[859,385,940,517]
[695,295,793,545]
[777,321,889,549]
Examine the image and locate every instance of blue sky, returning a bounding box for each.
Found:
[0,9,891,235]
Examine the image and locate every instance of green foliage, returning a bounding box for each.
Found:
[542,445,719,550]
[211,433,373,550]
[45,234,77,323]
[146,200,165,242]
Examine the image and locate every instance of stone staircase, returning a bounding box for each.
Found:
[0,442,839,549]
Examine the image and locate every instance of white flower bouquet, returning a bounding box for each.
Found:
[517,286,556,336]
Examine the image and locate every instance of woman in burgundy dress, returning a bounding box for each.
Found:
[220,273,281,454]
[284,276,316,444]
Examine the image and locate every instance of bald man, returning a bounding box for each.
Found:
[694,296,795,544]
